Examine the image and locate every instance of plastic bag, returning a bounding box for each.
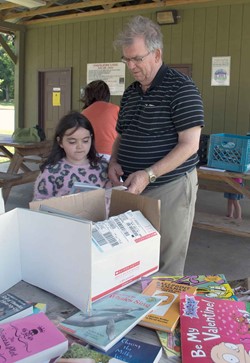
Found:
[12,126,45,143]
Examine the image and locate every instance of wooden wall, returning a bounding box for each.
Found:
[24,0,250,136]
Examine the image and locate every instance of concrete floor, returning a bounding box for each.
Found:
[1,161,250,282]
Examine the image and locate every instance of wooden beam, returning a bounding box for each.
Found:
[0,3,17,10]
[18,0,220,25]
[0,34,17,63]
[3,0,132,20]
[0,20,25,33]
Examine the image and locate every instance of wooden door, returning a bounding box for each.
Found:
[38,68,71,140]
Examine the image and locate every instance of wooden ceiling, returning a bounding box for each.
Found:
[0,0,219,28]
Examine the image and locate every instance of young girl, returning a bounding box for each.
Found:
[33,111,110,200]
[224,177,243,220]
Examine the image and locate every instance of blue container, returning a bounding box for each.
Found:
[207,133,250,173]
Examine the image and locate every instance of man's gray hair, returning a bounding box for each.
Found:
[114,15,163,52]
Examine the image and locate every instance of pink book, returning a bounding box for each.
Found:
[0,312,68,362]
[180,293,250,363]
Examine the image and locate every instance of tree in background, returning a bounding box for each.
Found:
[0,34,15,102]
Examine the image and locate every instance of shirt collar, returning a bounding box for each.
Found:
[134,63,168,92]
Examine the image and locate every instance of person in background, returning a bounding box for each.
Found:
[108,16,204,275]
[33,111,110,200]
[224,178,243,220]
[81,80,119,161]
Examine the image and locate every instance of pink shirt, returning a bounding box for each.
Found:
[33,158,109,200]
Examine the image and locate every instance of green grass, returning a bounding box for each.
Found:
[0,101,14,107]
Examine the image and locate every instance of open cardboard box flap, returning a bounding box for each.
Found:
[30,189,161,231]
[29,188,106,222]
[0,208,91,311]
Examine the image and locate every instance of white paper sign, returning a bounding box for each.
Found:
[87,62,125,95]
[211,56,231,86]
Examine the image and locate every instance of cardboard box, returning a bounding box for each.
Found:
[0,190,160,312]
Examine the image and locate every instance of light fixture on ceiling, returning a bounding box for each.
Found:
[156,10,178,25]
[9,0,46,9]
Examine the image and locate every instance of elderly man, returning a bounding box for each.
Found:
[108,15,204,275]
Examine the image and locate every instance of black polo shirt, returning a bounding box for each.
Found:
[116,64,204,186]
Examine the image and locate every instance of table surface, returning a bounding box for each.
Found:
[197,166,250,198]
[6,280,180,363]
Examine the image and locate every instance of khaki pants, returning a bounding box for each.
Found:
[142,168,198,275]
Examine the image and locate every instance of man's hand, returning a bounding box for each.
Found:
[123,170,149,194]
[108,160,124,186]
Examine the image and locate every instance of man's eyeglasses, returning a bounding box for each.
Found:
[121,51,151,65]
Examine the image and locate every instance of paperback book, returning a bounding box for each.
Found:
[140,274,235,300]
[93,336,162,363]
[0,312,68,362]
[180,293,250,363]
[156,327,181,358]
[57,343,124,362]
[0,292,33,324]
[139,279,197,333]
[58,289,161,352]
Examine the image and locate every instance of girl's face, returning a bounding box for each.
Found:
[58,126,92,165]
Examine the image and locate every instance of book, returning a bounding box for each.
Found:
[229,276,250,301]
[180,293,250,363]
[139,279,197,333]
[140,274,236,300]
[0,312,68,362]
[93,336,162,362]
[156,327,181,358]
[0,292,33,324]
[58,289,162,352]
[57,342,124,362]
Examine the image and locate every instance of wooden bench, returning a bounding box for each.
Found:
[0,170,40,202]
[194,211,250,238]
[0,172,22,185]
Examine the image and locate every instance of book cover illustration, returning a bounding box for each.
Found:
[93,336,162,363]
[0,312,68,362]
[180,293,250,363]
[57,342,124,362]
[140,274,235,300]
[156,327,181,358]
[139,280,197,333]
[0,293,33,324]
[58,290,161,352]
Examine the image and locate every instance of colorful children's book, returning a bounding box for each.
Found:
[139,279,197,333]
[0,292,33,324]
[0,312,68,362]
[57,342,124,362]
[58,289,162,352]
[93,336,162,363]
[156,327,181,358]
[141,274,235,300]
[180,293,250,363]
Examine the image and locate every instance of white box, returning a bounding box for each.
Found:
[0,190,160,312]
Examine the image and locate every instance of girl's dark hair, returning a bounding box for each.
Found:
[81,80,110,109]
[40,111,99,171]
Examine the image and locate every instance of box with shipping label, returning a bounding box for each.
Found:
[0,190,160,313]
